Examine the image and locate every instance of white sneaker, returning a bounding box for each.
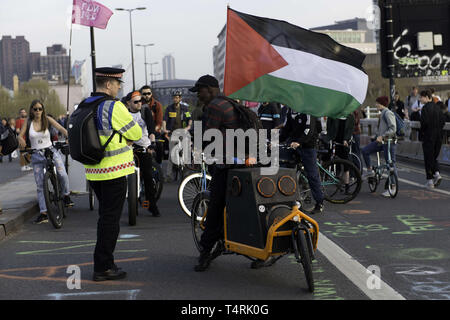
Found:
[433,173,442,187]
[21,166,28,172]
[425,180,435,189]
[381,190,390,198]
[26,165,33,171]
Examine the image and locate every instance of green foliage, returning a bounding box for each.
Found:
[0,80,65,119]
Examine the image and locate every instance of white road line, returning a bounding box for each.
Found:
[317,233,406,300]
[47,289,141,300]
[397,176,450,196]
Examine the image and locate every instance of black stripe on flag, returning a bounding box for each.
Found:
[232,9,367,72]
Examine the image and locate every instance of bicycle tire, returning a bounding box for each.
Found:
[295,228,314,293]
[386,171,399,198]
[368,173,379,193]
[349,152,362,174]
[321,158,362,204]
[178,172,212,217]
[127,172,138,226]
[191,191,210,252]
[296,170,315,212]
[43,170,64,229]
[152,162,164,201]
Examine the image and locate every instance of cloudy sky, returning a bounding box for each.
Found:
[1,0,372,93]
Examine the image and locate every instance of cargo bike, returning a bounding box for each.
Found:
[191,167,319,292]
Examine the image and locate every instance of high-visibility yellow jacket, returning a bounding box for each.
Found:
[84,95,142,181]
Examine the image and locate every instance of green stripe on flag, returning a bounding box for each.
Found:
[229,74,362,118]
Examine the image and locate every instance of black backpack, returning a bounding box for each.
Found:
[68,96,120,165]
[0,126,19,156]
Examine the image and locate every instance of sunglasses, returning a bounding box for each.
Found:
[33,108,43,111]
[133,100,142,104]
[142,92,152,96]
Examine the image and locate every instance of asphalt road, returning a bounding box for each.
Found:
[0,158,448,302]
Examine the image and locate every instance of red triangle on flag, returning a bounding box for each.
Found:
[224,9,289,96]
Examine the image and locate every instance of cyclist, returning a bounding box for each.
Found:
[325,114,355,194]
[18,100,73,224]
[162,90,192,182]
[280,109,324,214]
[361,96,397,197]
[127,91,161,217]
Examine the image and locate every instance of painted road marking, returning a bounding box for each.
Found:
[318,232,406,300]
[396,176,450,196]
[47,289,141,300]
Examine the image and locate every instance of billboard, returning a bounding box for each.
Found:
[379,0,450,78]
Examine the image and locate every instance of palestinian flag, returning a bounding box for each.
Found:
[224,8,369,118]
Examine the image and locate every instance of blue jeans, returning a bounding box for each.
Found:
[362,141,397,173]
[297,148,324,204]
[31,148,70,213]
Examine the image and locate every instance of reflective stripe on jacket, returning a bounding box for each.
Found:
[84,98,142,181]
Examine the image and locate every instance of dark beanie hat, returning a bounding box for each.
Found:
[376,96,389,107]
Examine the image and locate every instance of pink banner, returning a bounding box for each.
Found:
[72,0,113,29]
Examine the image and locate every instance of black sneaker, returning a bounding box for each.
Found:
[34,214,48,224]
[194,249,212,272]
[311,203,324,215]
[63,195,74,208]
[93,267,127,282]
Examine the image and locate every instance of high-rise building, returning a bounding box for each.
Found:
[40,44,70,84]
[0,36,31,90]
[213,25,227,91]
[162,54,176,81]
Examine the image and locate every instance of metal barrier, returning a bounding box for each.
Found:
[360,119,450,165]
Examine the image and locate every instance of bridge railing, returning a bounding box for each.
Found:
[360,118,450,165]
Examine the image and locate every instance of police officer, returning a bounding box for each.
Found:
[280,110,324,214]
[162,91,192,181]
[81,67,142,281]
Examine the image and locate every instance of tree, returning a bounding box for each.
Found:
[0,86,14,119]
[13,80,65,118]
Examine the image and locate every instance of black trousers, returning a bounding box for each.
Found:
[199,167,228,252]
[135,151,157,209]
[422,138,442,180]
[90,176,127,272]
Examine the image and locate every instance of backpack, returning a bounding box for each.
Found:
[0,126,19,155]
[68,96,120,165]
[220,96,263,131]
[384,110,405,137]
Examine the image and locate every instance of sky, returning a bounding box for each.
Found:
[0,0,373,94]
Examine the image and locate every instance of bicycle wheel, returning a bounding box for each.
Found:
[152,162,164,201]
[321,158,362,204]
[178,172,212,217]
[191,191,210,252]
[386,171,399,198]
[43,171,64,229]
[127,172,138,226]
[297,170,315,212]
[349,152,362,174]
[368,174,379,193]
[293,228,314,293]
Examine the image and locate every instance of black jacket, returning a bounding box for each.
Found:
[326,115,355,143]
[420,102,445,142]
[280,110,318,149]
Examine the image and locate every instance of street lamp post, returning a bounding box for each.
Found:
[115,7,146,91]
[136,43,154,86]
[149,62,159,87]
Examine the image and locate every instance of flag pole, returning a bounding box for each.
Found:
[64,18,74,173]
[90,26,97,93]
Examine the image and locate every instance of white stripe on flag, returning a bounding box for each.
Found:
[269,45,368,104]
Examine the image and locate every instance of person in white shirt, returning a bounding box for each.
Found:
[18,100,73,224]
